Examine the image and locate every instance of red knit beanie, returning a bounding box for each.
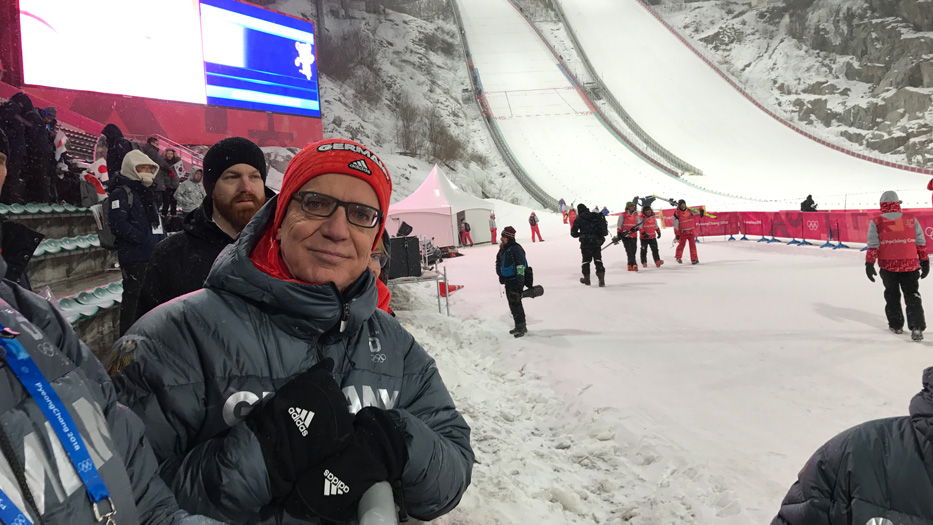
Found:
[502,226,516,239]
[274,138,392,245]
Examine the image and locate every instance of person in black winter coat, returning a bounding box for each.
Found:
[495,226,528,337]
[10,93,54,203]
[800,195,817,212]
[108,150,165,335]
[772,366,933,524]
[0,128,43,289]
[571,203,608,286]
[133,137,268,322]
[0,98,27,204]
[100,123,134,183]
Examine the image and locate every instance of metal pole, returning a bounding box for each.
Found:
[444,266,450,316]
[358,482,397,525]
[436,268,442,315]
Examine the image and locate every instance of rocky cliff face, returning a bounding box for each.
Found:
[660,0,933,166]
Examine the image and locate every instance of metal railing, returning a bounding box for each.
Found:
[548,0,703,176]
[449,0,559,211]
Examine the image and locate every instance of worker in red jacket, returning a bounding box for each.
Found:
[638,205,663,268]
[529,212,544,242]
[673,199,703,264]
[614,201,640,271]
[866,190,929,341]
[928,178,933,207]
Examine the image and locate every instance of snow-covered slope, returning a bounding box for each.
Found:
[265,0,539,206]
[659,0,933,169]
[456,0,754,212]
[558,0,932,210]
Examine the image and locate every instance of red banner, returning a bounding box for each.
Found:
[655,208,933,247]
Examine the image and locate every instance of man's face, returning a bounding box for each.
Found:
[0,153,7,190]
[193,170,202,182]
[276,173,380,290]
[43,116,54,124]
[148,140,159,150]
[679,203,686,211]
[212,163,266,230]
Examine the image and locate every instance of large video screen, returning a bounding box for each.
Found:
[201,0,320,117]
[18,0,320,118]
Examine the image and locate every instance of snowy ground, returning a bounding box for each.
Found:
[397,207,931,524]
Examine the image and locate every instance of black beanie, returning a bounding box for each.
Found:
[202,137,267,202]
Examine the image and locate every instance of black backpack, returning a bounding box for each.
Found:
[97,187,134,250]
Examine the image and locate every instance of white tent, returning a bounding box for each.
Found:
[387,164,494,247]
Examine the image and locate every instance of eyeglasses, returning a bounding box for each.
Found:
[370,253,389,268]
[291,191,383,228]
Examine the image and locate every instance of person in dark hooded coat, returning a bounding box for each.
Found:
[100,123,134,183]
[772,366,933,524]
[800,195,817,212]
[10,93,54,203]
[571,203,608,286]
[0,97,27,204]
[0,128,43,289]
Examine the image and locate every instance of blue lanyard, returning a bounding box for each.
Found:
[0,325,115,524]
[0,488,33,525]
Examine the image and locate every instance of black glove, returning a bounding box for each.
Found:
[866,262,876,283]
[247,358,354,500]
[499,276,506,285]
[923,260,930,279]
[700,209,706,217]
[611,235,620,245]
[674,235,680,242]
[657,230,661,239]
[285,407,408,522]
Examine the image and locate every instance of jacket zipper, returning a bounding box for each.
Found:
[339,302,350,333]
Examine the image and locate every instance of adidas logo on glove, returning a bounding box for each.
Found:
[323,469,349,496]
[288,407,315,437]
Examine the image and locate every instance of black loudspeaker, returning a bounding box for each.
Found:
[396,222,413,237]
[388,237,423,279]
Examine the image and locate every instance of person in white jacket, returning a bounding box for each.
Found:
[174,168,206,216]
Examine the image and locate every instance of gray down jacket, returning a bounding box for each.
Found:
[111,197,474,524]
[772,366,933,525]
[0,258,220,525]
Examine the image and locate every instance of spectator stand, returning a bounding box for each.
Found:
[1,201,122,359]
[125,133,205,176]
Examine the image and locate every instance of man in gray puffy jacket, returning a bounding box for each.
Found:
[772,366,933,524]
[0,140,219,525]
[110,138,473,524]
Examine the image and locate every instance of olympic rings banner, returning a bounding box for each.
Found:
[661,208,933,245]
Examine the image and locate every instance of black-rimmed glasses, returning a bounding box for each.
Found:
[291,191,383,228]
[371,253,389,268]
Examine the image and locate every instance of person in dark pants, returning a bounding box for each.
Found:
[571,203,608,286]
[865,190,928,341]
[0,129,44,290]
[639,205,663,268]
[496,226,528,337]
[108,150,166,335]
[0,98,27,204]
[615,201,640,272]
[10,93,54,203]
[162,148,182,215]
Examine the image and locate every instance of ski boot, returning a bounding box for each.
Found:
[912,329,924,342]
[890,326,904,335]
[632,265,638,272]
[656,260,664,268]
[676,258,683,264]
[692,260,699,265]
[580,275,591,286]
[642,263,648,268]
[513,324,528,338]
[596,271,605,287]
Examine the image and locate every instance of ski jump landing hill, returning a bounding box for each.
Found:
[455,0,932,212]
